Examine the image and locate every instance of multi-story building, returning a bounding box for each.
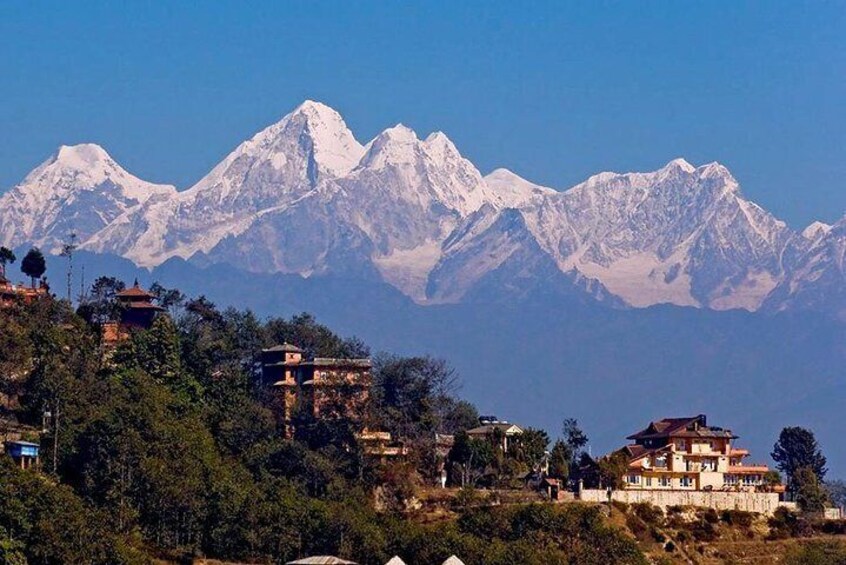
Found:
[620,415,777,492]
[261,343,373,436]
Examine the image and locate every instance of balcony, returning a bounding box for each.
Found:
[728,464,769,473]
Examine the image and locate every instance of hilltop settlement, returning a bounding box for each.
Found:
[0,252,844,564]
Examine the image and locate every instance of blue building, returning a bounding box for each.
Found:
[4,440,40,469]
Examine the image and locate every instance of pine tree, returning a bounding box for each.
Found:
[0,247,16,280]
[21,247,46,288]
[771,427,828,487]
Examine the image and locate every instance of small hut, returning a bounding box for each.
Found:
[442,557,466,565]
[4,440,40,470]
[385,557,408,565]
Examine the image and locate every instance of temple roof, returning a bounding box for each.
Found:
[116,282,156,299]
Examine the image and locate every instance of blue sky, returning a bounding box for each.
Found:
[1,1,843,228]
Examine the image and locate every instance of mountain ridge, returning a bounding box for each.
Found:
[1,100,843,316]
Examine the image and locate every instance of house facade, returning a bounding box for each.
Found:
[466,416,524,452]
[261,343,373,436]
[620,415,776,492]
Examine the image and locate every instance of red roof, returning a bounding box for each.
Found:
[116,284,155,299]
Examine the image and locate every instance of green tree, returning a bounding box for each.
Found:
[78,276,126,325]
[512,427,549,473]
[825,479,846,510]
[20,248,46,288]
[370,354,460,440]
[150,281,186,317]
[0,246,16,280]
[772,427,827,487]
[548,439,571,481]
[598,449,630,489]
[793,467,829,512]
[449,431,494,486]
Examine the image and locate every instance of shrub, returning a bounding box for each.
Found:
[625,513,650,542]
[702,508,719,524]
[720,509,754,529]
[674,530,691,543]
[454,485,482,509]
[784,539,846,564]
[632,502,664,525]
[768,507,813,540]
[818,520,846,536]
[611,500,629,513]
[690,519,719,542]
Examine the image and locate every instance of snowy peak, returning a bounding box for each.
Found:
[359,124,421,168]
[184,100,364,206]
[802,221,832,240]
[660,157,696,175]
[0,144,176,251]
[282,100,365,177]
[484,168,556,207]
[53,143,111,169]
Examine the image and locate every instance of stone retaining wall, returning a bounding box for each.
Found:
[579,489,783,515]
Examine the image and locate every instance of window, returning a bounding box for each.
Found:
[659,477,671,487]
[725,474,738,486]
[703,459,716,472]
[627,474,641,485]
[655,455,668,468]
[680,476,693,487]
[645,477,653,487]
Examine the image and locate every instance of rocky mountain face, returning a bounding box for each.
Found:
[0,101,841,314]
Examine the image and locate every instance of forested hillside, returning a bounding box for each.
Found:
[0,289,646,564]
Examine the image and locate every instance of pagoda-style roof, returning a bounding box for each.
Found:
[116,282,156,299]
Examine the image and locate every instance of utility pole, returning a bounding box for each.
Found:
[60,232,78,303]
[52,400,60,474]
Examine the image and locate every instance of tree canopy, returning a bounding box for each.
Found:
[772,426,828,486]
[20,247,46,287]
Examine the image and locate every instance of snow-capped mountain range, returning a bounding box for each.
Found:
[1,101,843,315]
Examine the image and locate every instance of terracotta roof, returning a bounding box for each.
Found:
[116,285,155,299]
[264,342,305,353]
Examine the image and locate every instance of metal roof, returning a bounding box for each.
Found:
[287,557,358,565]
[264,342,305,353]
